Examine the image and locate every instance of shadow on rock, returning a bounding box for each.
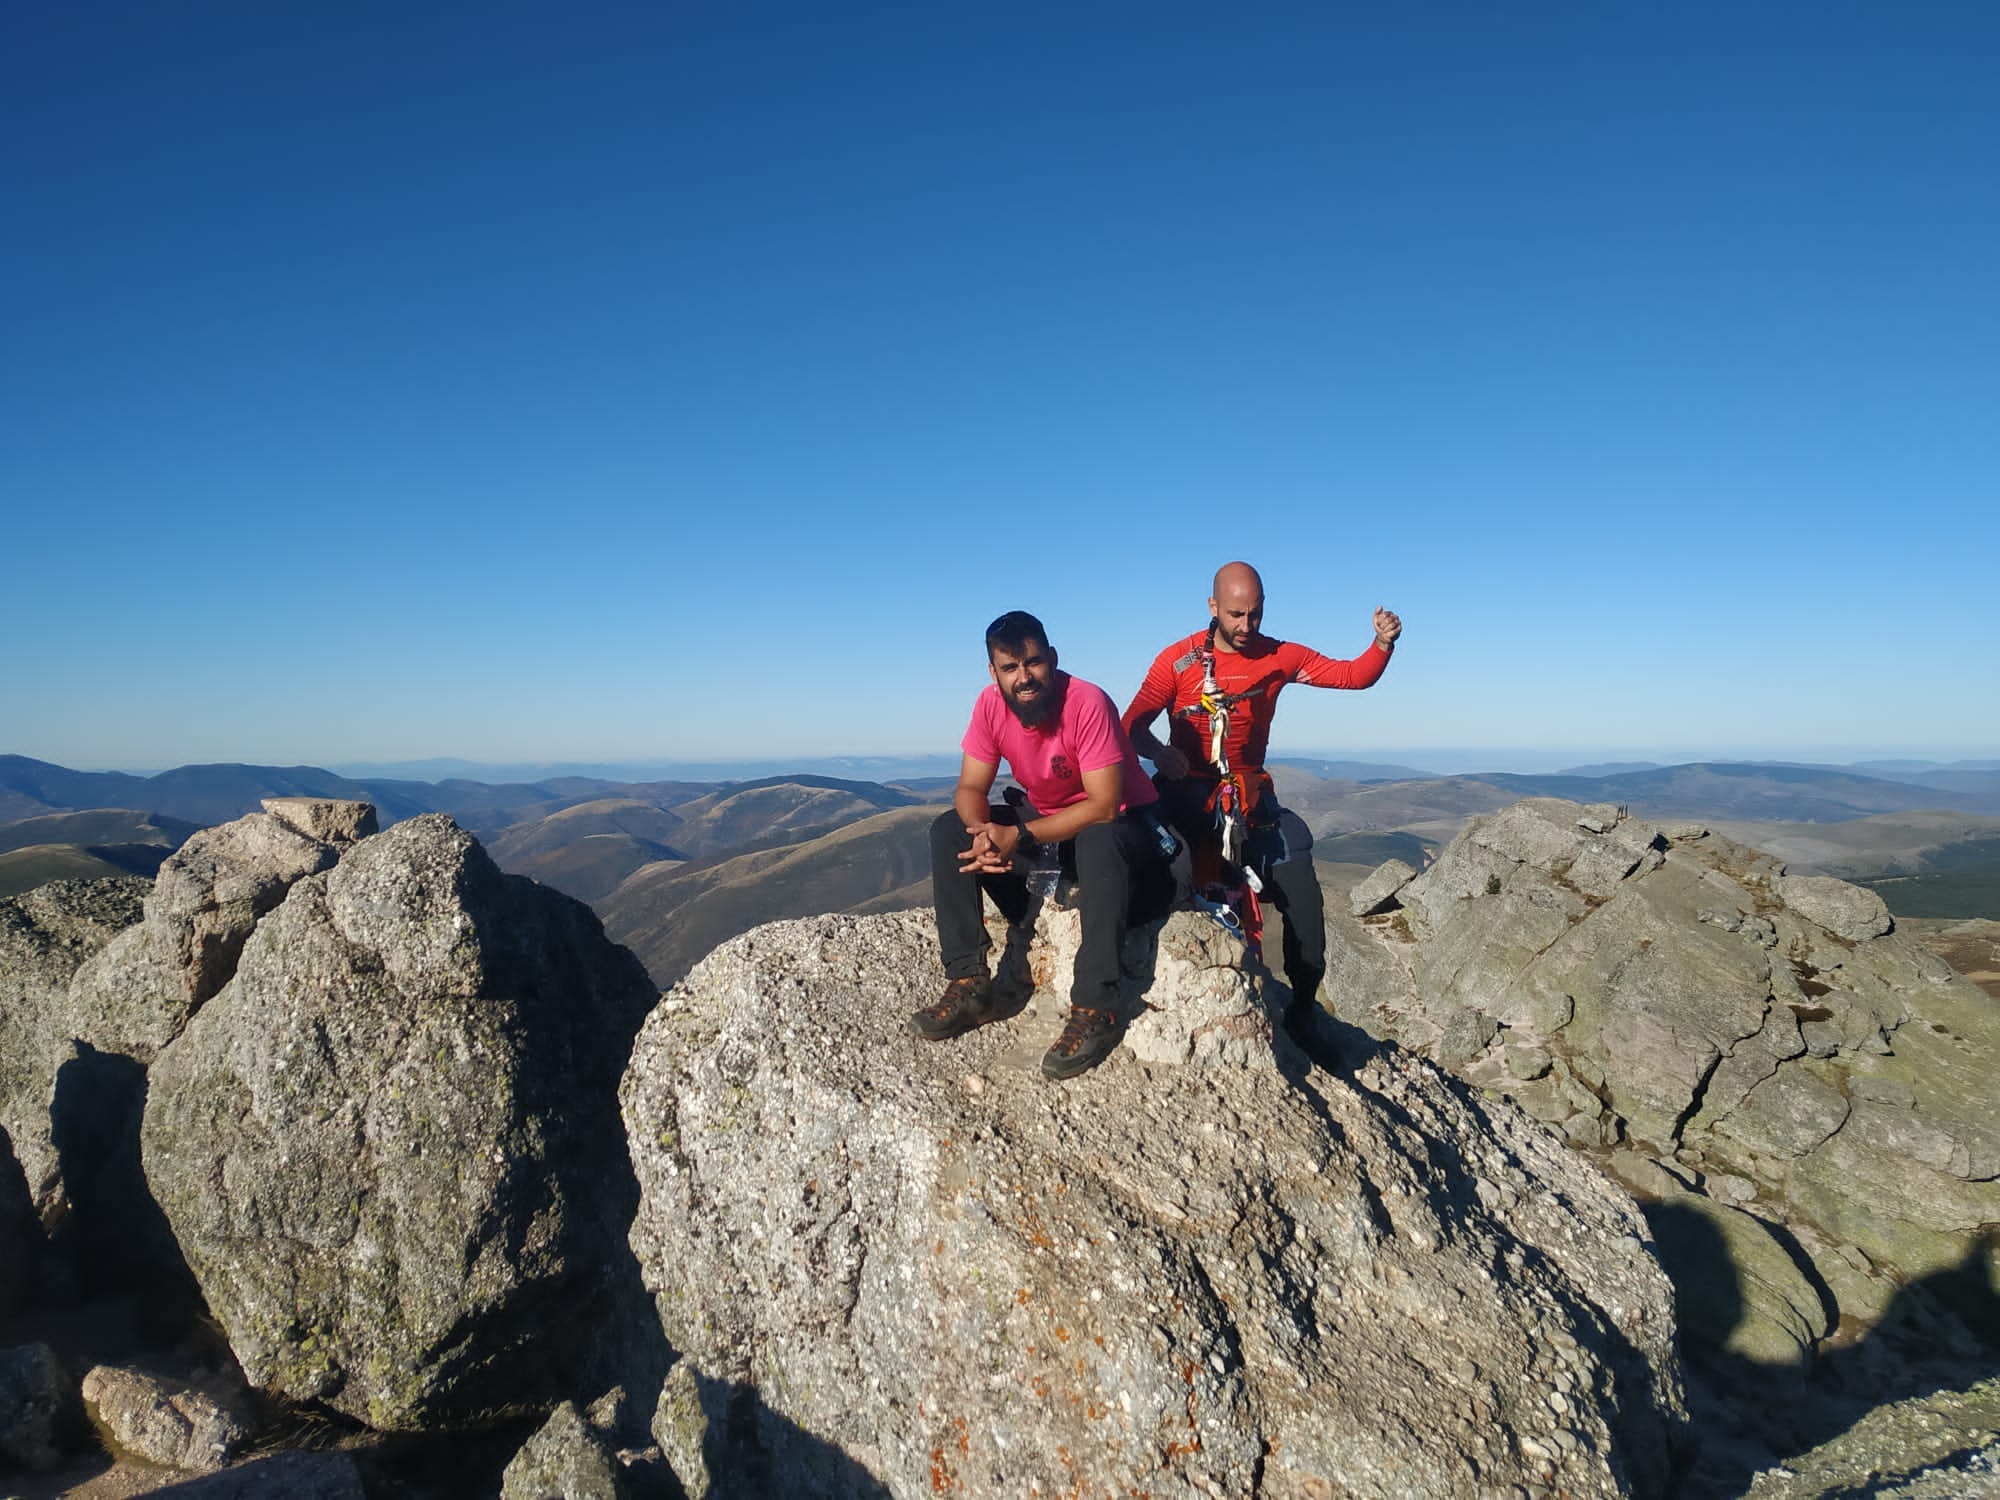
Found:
[670,1364,891,1499]
[48,1042,202,1312]
[1653,1206,2000,1497]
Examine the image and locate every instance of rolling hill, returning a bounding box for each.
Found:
[661,776,918,859]
[486,798,691,905]
[599,804,937,989]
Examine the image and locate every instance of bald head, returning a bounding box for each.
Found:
[1208,561,1266,653]
[1212,561,1263,600]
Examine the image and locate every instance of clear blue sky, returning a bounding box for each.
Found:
[7,3,1996,774]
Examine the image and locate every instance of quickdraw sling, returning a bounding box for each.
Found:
[1173,621,1258,867]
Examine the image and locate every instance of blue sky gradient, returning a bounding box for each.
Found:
[7,3,1996,773]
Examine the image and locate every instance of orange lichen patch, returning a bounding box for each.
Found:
[1057,1443,1073,1468]
[1016,1287,1034,1305]
[929,1447,957,1491]
[1093,1334,1106,1347]
[954,1415,970,1455]
[1031,1375,1052,1398]
[1018,1214,1056,1250]
[1085,1400,1111,1420]
[1162,1436,1203,1461]
[1055,1326,1071,1343]
[1055,1181,1067,1194]
[1181,1361,1198,1386]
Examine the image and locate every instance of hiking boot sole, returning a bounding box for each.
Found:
[1041,1024,1119,1081]
[910,1007,997,1041]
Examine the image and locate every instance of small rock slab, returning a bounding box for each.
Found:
[82,1364,250,1472]
[500,1400,629,1500]
[1350,858,1418,916]
[1773,873,1893,941]
[260,797,380,845]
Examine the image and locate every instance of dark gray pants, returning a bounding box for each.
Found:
[1151,775,1325,1008]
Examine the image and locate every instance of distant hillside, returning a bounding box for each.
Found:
[1852,767,2000,800]
[487,799,691,905]
[1472,762,2000,820]
[1708,812,2000,878]
[357,776,718,838]
[0,844,175,899]
[1268,769,1520,841]
[0,755,722,840]
[1856,871,2000,922]
[1267,758,1438,782]
[600,804,936,989]
[1311,830,1437,868]
[0,808,200,857]
[0,807,202,899]
[663,776,918,859]
[0,756,433,828]
[0,755,152,823]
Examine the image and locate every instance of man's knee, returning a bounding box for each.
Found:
[931,808,974,865]
[1071,821,1134,879]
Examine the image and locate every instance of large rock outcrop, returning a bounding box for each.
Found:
[1324,797,2000,1353]
[0,802,375,1227]
[622,905,1686,1498]
[0,877,149,1208]
[141,814,659,1431]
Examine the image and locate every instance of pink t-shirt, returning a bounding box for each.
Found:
[962,673,1159,815]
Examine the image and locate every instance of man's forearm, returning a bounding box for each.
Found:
[1023,796,1117,846]
[955,786,992,829]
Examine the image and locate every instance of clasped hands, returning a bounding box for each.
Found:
[958,819,1023,875]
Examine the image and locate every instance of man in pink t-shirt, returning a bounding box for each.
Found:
[913,610,1179,1081]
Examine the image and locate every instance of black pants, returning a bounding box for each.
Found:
[1151,775,1326,1009]
[930,807,1177,1010]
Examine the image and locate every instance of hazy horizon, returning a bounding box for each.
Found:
[18,746,1997,784]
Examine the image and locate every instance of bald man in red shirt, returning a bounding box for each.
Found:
[1123,561,1401,1048]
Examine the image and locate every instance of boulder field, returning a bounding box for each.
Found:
[3,800,1699,1494]
[1324,797,2000,1369]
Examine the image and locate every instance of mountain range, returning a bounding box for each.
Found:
[6,751,1998,970]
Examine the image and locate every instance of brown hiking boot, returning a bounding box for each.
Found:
[910,976,998,1041]
[1041,1004,1119,1080]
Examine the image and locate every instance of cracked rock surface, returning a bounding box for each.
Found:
[622,905,1685,1499]
[1325,797,2000,1353]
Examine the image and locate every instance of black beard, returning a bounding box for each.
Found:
[1007,675,1064,728]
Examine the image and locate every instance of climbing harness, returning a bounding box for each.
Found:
[1173,622,1259,866]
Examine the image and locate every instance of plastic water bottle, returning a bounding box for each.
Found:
[1025,842,1061,898]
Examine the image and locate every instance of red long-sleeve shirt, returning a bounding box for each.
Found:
[1121,630,1392,797]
